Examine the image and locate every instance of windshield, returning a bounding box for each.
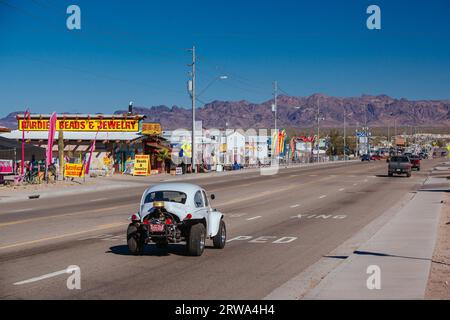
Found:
[144,191,187,204]
[391,156,409,162]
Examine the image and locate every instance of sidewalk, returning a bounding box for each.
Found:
[304,168,449,299]
[0,159,356,204]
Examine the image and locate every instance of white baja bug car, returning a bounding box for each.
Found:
[127,183,226,256]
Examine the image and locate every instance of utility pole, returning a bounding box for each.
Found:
[273,81,278,133]
[188,46,196,173]
[343,105,346,162]
[316,97,320,163]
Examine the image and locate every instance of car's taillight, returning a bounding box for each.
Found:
[184,214,192,220]
[165,218,172,225]
[143,220,150,225]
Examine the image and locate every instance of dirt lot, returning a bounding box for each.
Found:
[426,192,450,299]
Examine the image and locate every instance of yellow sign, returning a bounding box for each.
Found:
[64,163,85,178]
[133,155,150,176]
[18,119,139,132]
[142,123,162,135]
[103,157,111,166]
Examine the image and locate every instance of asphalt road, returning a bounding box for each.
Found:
[0,158,443,299]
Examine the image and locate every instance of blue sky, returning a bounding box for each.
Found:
[1,0,449,117]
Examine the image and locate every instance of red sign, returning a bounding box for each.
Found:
[0,159,13,174]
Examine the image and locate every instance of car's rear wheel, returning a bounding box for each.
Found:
[388,172,393,177]
[187,223,206,256]
[407,172,411,177]
[127,224,144,255]
[213,220,226,249]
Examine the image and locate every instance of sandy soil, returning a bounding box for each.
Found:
[426,192,450,299]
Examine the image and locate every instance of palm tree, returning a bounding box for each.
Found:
[156,149,171,173]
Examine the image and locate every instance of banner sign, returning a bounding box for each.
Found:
[0,159,13,174]
[19,119,139,132]
[142,123,162,135]
[133,155,150,176]
[64,163,85,178]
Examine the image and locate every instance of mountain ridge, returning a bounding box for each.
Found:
[1,94,449,130]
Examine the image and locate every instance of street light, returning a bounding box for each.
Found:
[197,75,228,98]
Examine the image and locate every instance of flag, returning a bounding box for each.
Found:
[46,112,57,167]
[85,122,102,175]
[21,110,31,175]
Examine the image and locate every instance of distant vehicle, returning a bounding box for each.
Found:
[409,155,421,171]
[403,152,413,158]
[127,183,226,256]
[419,152,428,159]
[388,156,412,177]
[370,154,381,161]
[361,154,370,162]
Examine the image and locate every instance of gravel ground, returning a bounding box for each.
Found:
[426,192,450,299]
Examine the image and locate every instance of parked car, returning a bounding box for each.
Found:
[388,156,412,177]
[127,183,226,256]
[370,154,381,161]
[361,154,370,162]
[409,155,421,171]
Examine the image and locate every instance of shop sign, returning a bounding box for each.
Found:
[141,123,162,135]
[133,155,150,176]
[19,119,139,132]
[0,159,13,174]
[64,163,85,178]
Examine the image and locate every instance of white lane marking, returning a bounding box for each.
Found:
[10,208,33,213]
[246,216,262,221]
[290,204,301,208]
[338,188,345,191]
[309,174,318,177]
[89,198,108,202]
[227,235,298,244]
[13,266,78,286]
[290,174,300,177]
[319,195,327,199]
[291,214,347,220]
[353,183,358,186]
[227,213,248,218]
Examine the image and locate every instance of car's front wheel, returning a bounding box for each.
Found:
[187,223,206,256]
[213,220,226,249]
[127,224,144,255]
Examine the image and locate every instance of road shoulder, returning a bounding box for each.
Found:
[426,191,450,299]
[265,164,449,300]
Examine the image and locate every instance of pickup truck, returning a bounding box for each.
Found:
[388,156,412,177]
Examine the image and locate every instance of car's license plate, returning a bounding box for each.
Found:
[150,224,165,233]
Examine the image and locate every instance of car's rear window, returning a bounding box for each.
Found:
[144,191,187,204]
[391,156,409,162]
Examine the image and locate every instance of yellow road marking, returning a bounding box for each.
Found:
[0,222,127,250]
[0,203,135,228]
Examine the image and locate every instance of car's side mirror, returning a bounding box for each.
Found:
[210,194,216,200]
